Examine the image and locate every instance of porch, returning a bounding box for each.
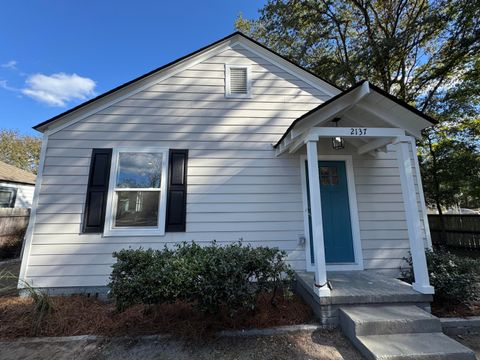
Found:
[295,270,433,326]
[274,81,435,299]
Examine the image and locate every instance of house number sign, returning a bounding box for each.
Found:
[350,128,368,135]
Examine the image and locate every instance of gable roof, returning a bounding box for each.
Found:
[0,160,36,185]
[33,31,341,133]
[274,80,437,148]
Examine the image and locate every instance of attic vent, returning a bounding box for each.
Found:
[230,68,248,93]
[225,65,251,98]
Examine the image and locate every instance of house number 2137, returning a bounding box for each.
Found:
[351,128,367,135]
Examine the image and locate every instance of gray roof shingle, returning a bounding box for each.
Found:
[0,160,36,185]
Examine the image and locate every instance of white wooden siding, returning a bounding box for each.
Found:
[24,43,428,287]
[26,44,326,287]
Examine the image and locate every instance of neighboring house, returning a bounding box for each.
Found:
[19,32,434,297]
[0,160,36,208]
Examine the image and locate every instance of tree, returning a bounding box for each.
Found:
[236,0,480,212]
[0,130,41,174]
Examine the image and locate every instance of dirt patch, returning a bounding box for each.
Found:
[0,329,363,360]
[0,292,313,339]
[0,259,20,297]
[431,300,480,317]
[448,332,480,359]
[0,235,23,260]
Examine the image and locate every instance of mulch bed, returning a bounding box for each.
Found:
[431,300,480,318]
[0,292,313,339]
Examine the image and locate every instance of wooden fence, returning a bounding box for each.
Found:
[428,214,480,250]
[0,208,30,246]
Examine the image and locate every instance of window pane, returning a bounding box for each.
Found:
[114,191,159,227]
[320,167,329,175]
[0,188,15,208]
[321,176,330,185]
[116,152,162,188]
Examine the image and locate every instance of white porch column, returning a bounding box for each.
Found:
[394,138,434,294]
[306,140,330,297]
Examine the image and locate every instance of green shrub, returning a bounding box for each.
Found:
[402,248,480,305]
[108,241,295,314]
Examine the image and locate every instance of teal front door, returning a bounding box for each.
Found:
[306,160,355,264]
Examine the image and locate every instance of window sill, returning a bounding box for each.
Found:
[225,93,252,99]
[102,228,166,237]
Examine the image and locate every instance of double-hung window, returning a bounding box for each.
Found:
[104,148,169,236]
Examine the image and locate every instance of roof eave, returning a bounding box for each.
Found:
[274,80,437,148]
[33,32,243,133]
[33,31,342,133]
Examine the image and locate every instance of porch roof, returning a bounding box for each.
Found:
[274,80,436,149]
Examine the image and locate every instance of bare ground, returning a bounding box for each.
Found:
[1,259,478,359]
[0,330,363,360]
[449,332,480,359]
[2,331,478,360]
[0,258,20,297]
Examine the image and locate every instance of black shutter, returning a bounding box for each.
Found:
[82,148,112,233]
[165,149,188,232]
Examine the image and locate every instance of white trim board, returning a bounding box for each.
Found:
[409,137,432,249]
[234,39,339,97]
[300,154,364,272]
[18,133,48,287]
[225,64,252,98]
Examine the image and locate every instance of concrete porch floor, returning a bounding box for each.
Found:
[294,271,433,326]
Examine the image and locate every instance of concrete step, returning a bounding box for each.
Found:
[339,305,442,336]
[356,333,476,360]
[339,305,476,360]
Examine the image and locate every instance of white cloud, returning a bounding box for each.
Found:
[1,60,17,70]
[0,79,17,92]
[21,73,96,107]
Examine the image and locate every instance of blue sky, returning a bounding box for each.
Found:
[0,1,264,135]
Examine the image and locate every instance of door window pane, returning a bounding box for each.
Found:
[116,152,163,188]
[320,167,329,175]
[321,176,330,185]
[114,191,159,227]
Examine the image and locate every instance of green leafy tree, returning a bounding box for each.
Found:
[236,0,480,213]
[0,130,41,174]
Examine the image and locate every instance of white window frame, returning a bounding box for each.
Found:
[225,64,252,98]
[103,147,169,237]
[0,186,17,208]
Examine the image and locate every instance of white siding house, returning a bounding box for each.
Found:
[19,33,434,297]
[0,161,36,208]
